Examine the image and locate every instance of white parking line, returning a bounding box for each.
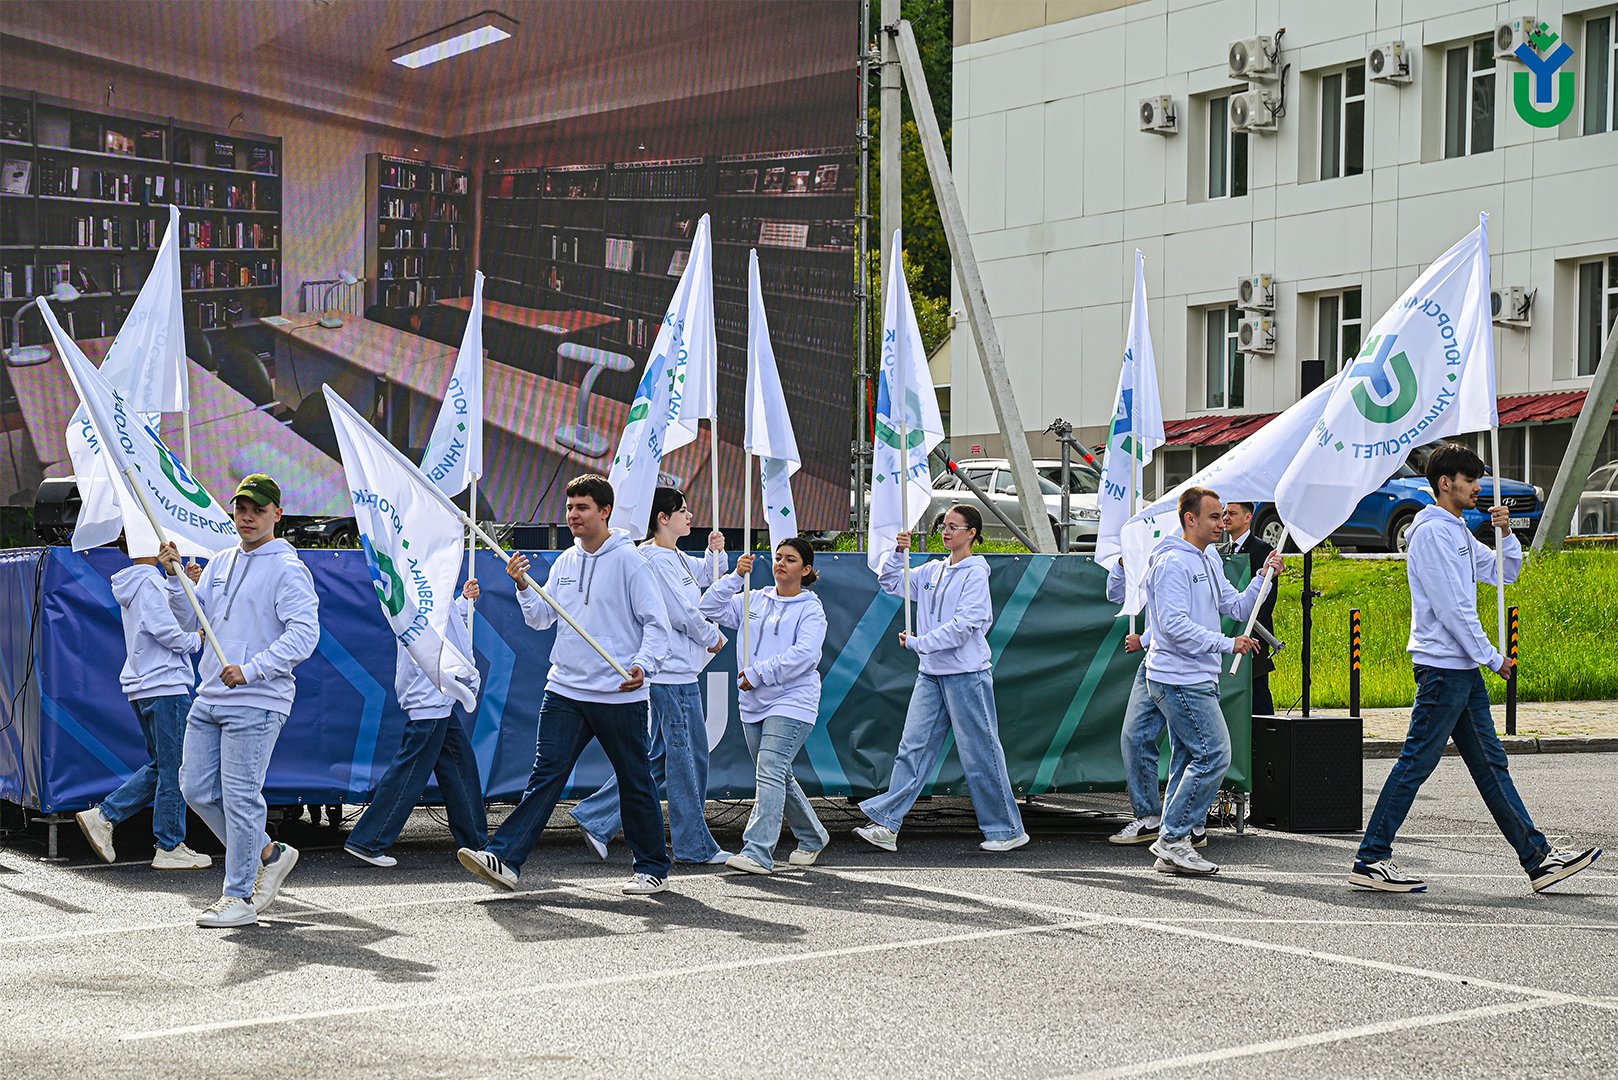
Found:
[1059,999,1565,1078]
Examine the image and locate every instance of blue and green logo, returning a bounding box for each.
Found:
[1513,22,1576,129]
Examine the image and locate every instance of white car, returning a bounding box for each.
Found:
[926,459,1100,550]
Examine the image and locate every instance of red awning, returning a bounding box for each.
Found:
[1163,390,1614,448]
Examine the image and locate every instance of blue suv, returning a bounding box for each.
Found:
[1252,462,1543,553]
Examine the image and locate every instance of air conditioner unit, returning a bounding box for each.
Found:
[1139,96,1177,134]
[1229,89,1278,133]
[1228,35,1277,81]
[1237,274,1275,311]
[1491,285,1533,326]
[1239,316,1276,354]
[1494,16,1538,60]
[1367,41,1412,84]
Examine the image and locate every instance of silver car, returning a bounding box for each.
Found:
[1575,461,1618,536]
[924,462,1100,550]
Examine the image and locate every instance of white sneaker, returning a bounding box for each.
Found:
[725,853,772,875]
[853,823,898,852]
[703,849,735,865]
[581,829,609,861]
[458,847,519,891]
[1108,819,1160,845]
[788,847,823,867]
[196,896,256,928]
[980,833,1030,853]
[152,843,212,870]
[622,873,669,895]
[251,843,300,912]
[75,806,115,863]
[345,846,397,868]
[1150,837,1219,875]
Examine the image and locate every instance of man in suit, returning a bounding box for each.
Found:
[1221,502,1276,716]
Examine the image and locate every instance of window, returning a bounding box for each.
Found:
[1576,257,1618,377]
[1585,11,1618,135]
[1444,37,1496,158]
[1320,65,1366,179]
[1204,304,1245,410]
[1317,287,1364,380]
[1208,93,1249,198]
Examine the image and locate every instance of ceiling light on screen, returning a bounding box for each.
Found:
[389,11,516,69]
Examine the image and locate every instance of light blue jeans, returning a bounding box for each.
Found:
[858,669,1024,842]
[1121,665,1167,822]
[100,693,192,851]
[180,701,286,899]
[741,717,828,869]
[571,681,722,862]
[1152,679,1230,844]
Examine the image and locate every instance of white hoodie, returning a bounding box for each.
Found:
[111,564,200,701]
[700,573,826,725]
[639,542,722,684]
[877,551,993,676]
[516,530,671,704]
[396,596,481,719]
[170,538,320,714]
[1405,504,1521,670]
[1143,535,1266,686]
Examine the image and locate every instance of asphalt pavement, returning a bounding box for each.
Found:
[1,753,1613,1079]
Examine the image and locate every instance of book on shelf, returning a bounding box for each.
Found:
[737,168,759,193]
[0,101,31,143]
[2,159,29,195]
[604,237,635,272]
[208,138,236,169]
[756,220,809,249]
[786,169,812,194]
[813,164,840,191]
[70,115,100,151]
[104,126,135,156]
[760,167,785,193]
[74,266,101,293]
[137,127,166,160]
[667,249,691,277]
[249,146,275,174]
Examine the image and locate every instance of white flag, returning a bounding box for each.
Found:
[608,222,711,539]
[323,386,478,712]
[662,214,717,455]
[1275,215,1498,550]
[745,250,800,549]
[867,231,945,572]
[1117,373,1345,614]
[1096,249,1165,569]
[68,203,189,552]
[421,270,485,497]
[41,299,238,554]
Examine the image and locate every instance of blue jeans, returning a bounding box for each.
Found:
[1120,665,1167,822]
[1359,665,1550,871]
[858,669,1024,842]
[346,710,488,857]
[741,717,829,868]
[180,701,285,899]
[1153,679,1230,844]
[571,681,722,862]
[488,692,671,878]
[100,693,192,851]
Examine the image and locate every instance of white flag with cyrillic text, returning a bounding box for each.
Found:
[745,250,800,549]
[1096,249,1165,570]
[421,270,485,497]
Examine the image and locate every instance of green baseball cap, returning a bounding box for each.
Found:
[234,473,282,506]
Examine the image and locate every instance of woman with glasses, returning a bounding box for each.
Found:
[854,504,1029,853]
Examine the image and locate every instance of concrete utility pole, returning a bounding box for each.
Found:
[880,0,901,273]
[1535,316,1618,551]
[891,19,1056,552]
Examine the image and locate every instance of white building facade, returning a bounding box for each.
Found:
[950,0,1618,497]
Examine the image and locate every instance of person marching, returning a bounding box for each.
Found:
[457,474,675,896]
[1350,443,1601,894]
[700,537,830,874]
[74,540,211,870]
[1142,487,1281,876]
[345,579,488,868]
[570,487,733,866]
[853,505,1028,853]
[169,474,320,928]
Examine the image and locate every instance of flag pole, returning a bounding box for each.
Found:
[180,394,196,570]
[1231,525,1286,675]
[466,474,477,650]
[742,454,752,670]
[1129,435,1141,636]
[463,517,630,680]
[118,465,229,669]
[1490,424,1508,652]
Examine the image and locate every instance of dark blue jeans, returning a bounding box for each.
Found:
[346,710,488,857]
[101,693,191,851]
[1358,665,1550,871]
[488,692,671,878]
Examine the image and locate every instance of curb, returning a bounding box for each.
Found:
[1363,735,1618,758]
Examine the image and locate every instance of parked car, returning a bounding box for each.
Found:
[1252,462,1543,553]
[925,461,1101,549]
[1574,461,1618,536]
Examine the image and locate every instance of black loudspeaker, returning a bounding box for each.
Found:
[34,477,82,544]
[1251,714,1363,832]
